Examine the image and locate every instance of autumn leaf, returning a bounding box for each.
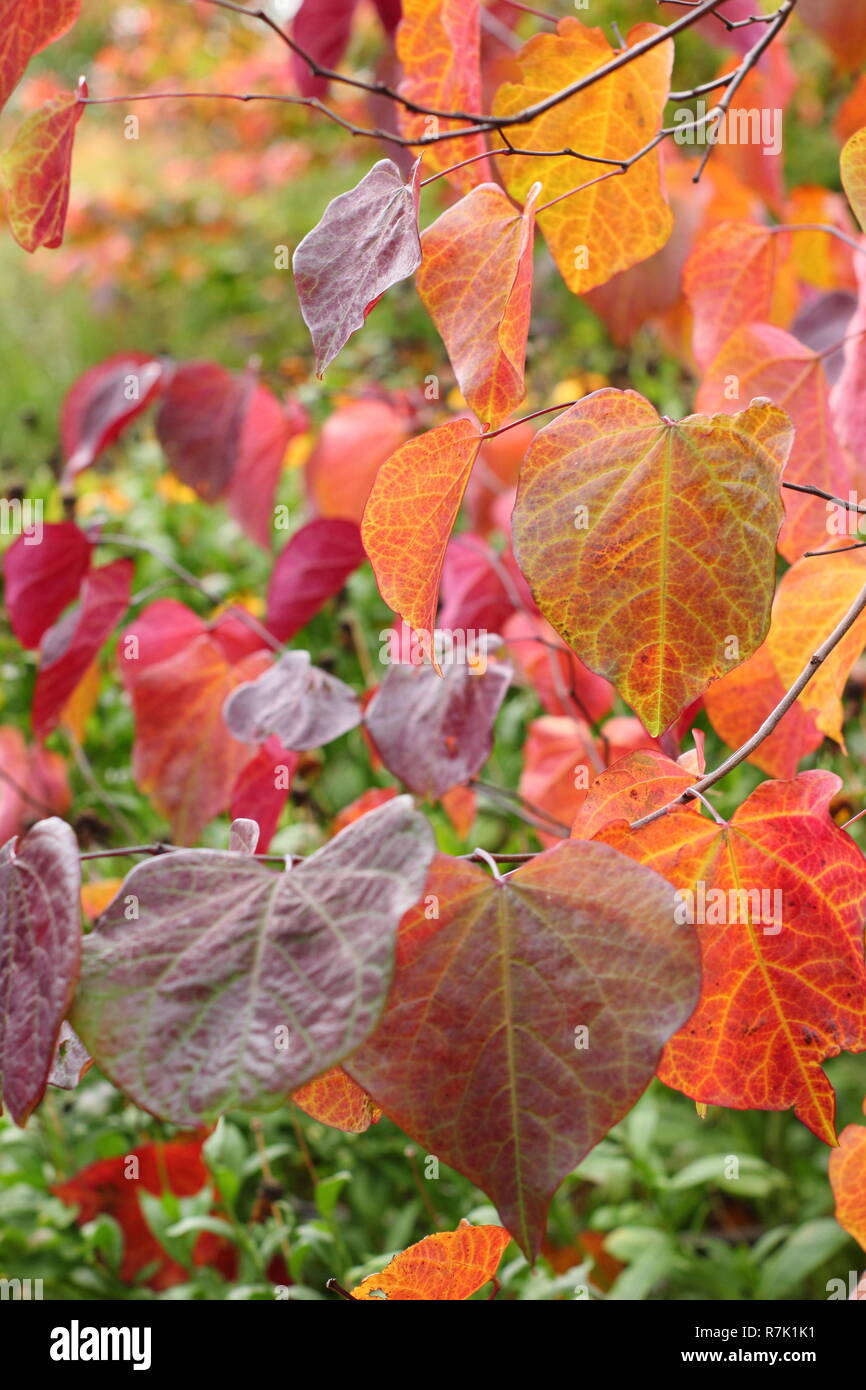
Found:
[396,0,490,192]
[350,1223,511,1300]
[3,521,92,649]
[0,727,70,843]
[290,0,358,98]
[361,417,482,639]
[519,715,596,843]
[683,222,793,370]
[364,640,511,798]
[224,651,362,750]
[492,20,673,294]
[119,603,272,844]
[33,559,134,740]
[842,125,866,234]
[155,362,253,503]
[584,768,866,1145]
[61,353,164,480]
[571,747,695,840]
[293,1067,381,1133]
[705,542,866,777]
[53,1140,234,1290]
[0,0,80,116]
[266,518,366,641]
[226,387,308,549]
[350,846,700,1259]
[305,395,412,522]
[511,390,793,736]
[417,182,538,429]
[72,798,435,1123]
[229,737,298,853]
[0,88,85,252]
[697,324,854,562]
[293,159,422,375]
[829,1109,866,1252]
[0,818,81,1125]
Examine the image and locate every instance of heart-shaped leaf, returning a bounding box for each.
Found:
[0,818,81,1124]
[72,797,435,1124]
[349,844,700,1258]
[224,651,362,749]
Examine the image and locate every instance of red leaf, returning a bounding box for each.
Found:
[60,353,164,480]
[0,0,81,116]
[3,520,92,649]
[226,388,308,549]
[1,87,85,252]
[0,727,70,842]
[293,159,422,376]
[0,818,81,1124]
[290,0,359,98]
[350,1223,511,1299]
[155,362,253,502]
[230,736,298,852]
[33,558,133,740]
[53,1140,235,1290]
[119,603,272,844]
[266,518,367,642]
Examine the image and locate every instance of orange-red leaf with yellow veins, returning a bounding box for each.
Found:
[0,88,84,252]
[492,20,673,294]
[571,748,696,840]
[417,183,538,429]
[590,770,866,1145]
[511,389,793,736]
[829,1107,866,1252]
[292,1067,381,1133]
[683,222,793,370]
[841,125,866,233]
[349,847,700,1259]
[361,418,482,639]
[697,324,854,562]
[350,1224,511,1300]
[705,545,866,775]
[0,0,80,115]
[396,0,490,192]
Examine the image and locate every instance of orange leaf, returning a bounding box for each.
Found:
[80,878,123,921]
[0,0,80,116]
[417,182,537,429]
[350,1223,510,1300]
[492,19,673,294]
[829,1109,866,1252]
[396,0,490,192]
[293,1067,381,1133]
[696,324,854,562]
[519,715,595,846]
[571,748,694,840]
[683,222,793,370]
[587,768,866,1145]
[511,390,793,735]
[361,417,482,639]
[1,88,84,251]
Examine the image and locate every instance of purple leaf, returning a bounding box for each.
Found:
[224,651,362,749]
[71,797,435,1123]
[266,518,367,641]
[0,818,81,1124]
[293,158,423,376]
[365,639,511,798]
[155,362,254,502]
